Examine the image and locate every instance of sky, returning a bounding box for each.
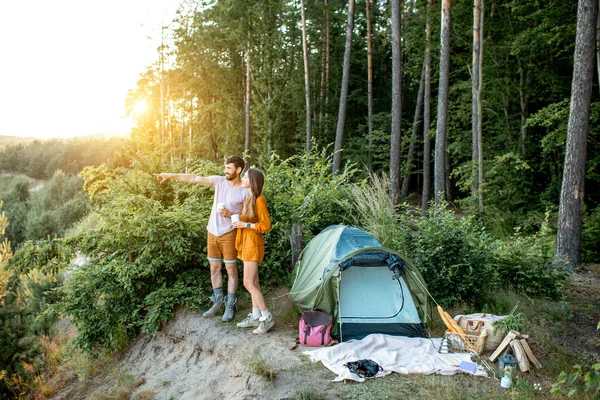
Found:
[0,0,181,139]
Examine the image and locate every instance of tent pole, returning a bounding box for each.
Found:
[337,274,342,343]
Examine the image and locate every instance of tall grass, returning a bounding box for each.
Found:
[341,173,412,249]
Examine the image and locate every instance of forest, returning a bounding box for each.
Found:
[0,0,599,397]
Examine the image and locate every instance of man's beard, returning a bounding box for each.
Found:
[225,171,238,181]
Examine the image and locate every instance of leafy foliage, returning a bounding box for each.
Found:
[59,189,208,350]
[551,363,600,398]
[0,203,63,397]
[402,205,498,306]
[7,149,358,351]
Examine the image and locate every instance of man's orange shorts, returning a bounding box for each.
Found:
[207,231,237,264]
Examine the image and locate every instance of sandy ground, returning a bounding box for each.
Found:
[50,308,344,400]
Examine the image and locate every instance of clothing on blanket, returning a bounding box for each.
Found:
[344,359,383,378]
[304,333,487,382]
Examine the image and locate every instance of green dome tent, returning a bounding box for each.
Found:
[289,225,429,341]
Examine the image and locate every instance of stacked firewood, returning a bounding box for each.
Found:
[489,330,542,372]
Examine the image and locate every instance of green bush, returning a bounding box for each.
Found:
[488,226,568,299]
[346,176,498,306]
[551,363,600,398]
[0,171,91,248]
[399,204,498,306]
[59,191,209,350]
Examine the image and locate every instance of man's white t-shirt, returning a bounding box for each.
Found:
[207,176,249,236]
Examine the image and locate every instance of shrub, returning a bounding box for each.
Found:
[488,214,568,299]
[401,204,498,306]
[58,191,209,350]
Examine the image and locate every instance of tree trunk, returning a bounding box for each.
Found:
[597,0,600,93]
[180,88,185,160]
[300,0,312,153]
[517,56,528,155]
[245,39,251,153]
[422,0,433,211]
[472,0,484,211]
[332,0,355,174]
[319,35,326,125]
[267,83,273,156]
[209,110,218,161]
[188,115,193,160]
[477,2,484,211]
[324,0,330,138]
[401,62,425,200]
[169,93,174,165]
[160,75,165,155]
[290,223,304,270]
[389,0,403,205]
[444,131,452,200]
[434,0,452,204]
[556,0,598,270]
[367,0,374,170]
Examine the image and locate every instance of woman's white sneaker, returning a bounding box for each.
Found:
[236,313,260,328]
[252,315,275,334]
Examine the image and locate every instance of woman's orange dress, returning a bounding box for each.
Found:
[236,195,271,263]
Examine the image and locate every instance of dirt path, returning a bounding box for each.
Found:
[0,172,46,192]
[560,263,600,361]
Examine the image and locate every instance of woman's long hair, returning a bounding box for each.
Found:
[241,168,264,222]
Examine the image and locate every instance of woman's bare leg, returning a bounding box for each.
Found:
[242,261,267,310]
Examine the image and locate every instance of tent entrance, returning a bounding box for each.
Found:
[337,265,424,341]
[339,266,419,322]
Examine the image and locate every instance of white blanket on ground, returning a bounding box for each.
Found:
[303,334,484,382]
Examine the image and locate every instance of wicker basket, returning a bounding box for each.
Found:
[444,328,488,355]
[456,314,506,351]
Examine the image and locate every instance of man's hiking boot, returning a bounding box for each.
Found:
[236,313,260,328]
[202,294,224,318]
[222,297,237,322]
[252,315,275,334]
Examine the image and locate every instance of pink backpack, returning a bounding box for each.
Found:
[299,310,333,346]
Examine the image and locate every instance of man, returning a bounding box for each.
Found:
[154,156,248,322]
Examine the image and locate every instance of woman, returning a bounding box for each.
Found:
[231,168,273,334]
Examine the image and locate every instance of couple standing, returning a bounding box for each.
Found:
[154,156,274,334]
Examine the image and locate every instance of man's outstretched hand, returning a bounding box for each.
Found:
[153,173,170,183]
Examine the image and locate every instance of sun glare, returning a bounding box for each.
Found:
[133,100,147,117]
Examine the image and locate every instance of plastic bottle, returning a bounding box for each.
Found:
[500,367,512,389]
